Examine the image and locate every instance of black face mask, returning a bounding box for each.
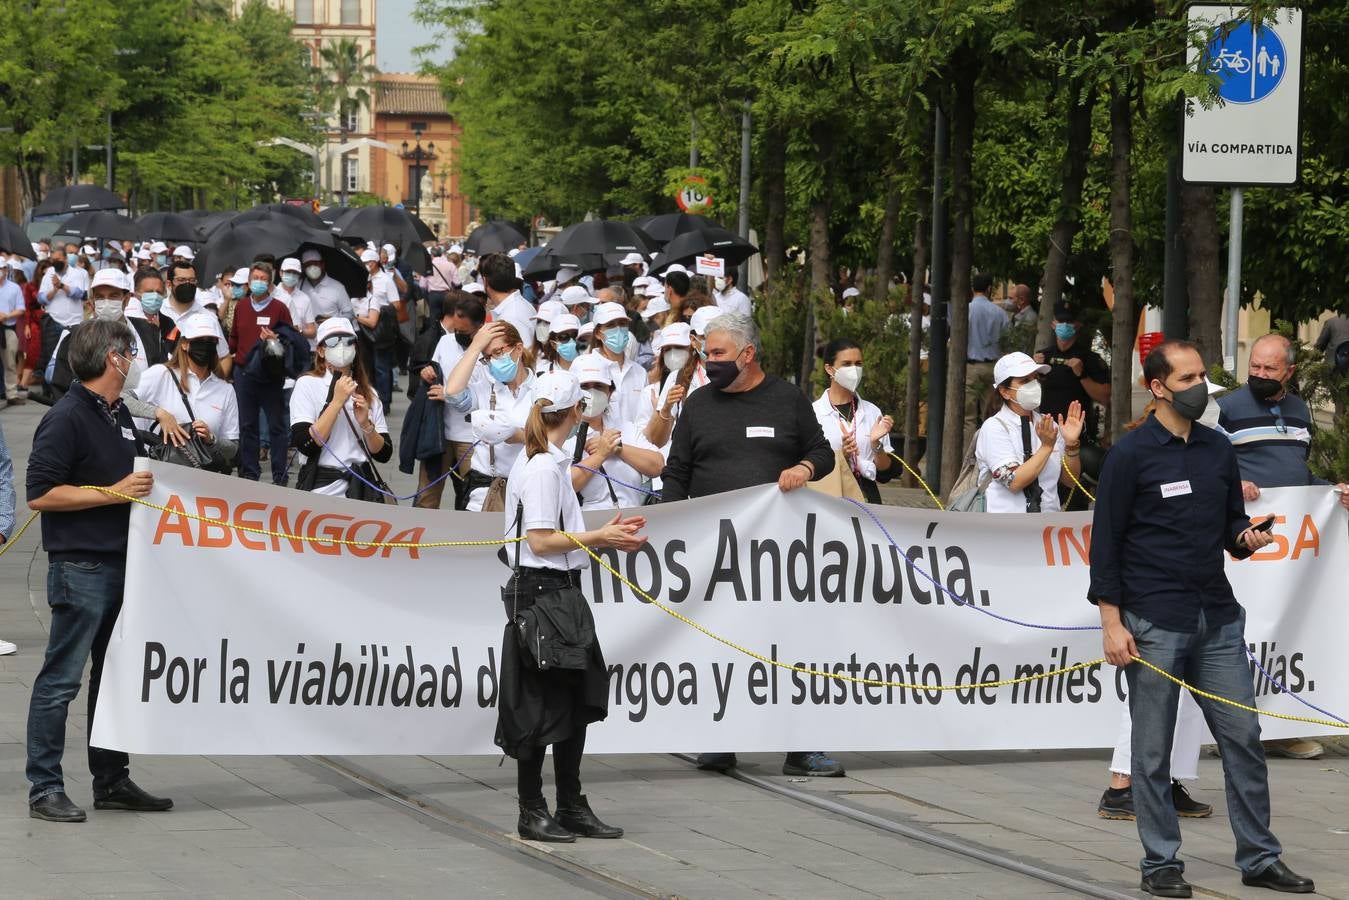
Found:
[187,340,217,366]
[1161,381,1209,421]
[704,358,742,391]
[1248,374,1284,403]
[455,332,472,349]
[53,261,67,273]
[172,283,196,304]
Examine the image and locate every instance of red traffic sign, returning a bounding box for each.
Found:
[675,176,713,214]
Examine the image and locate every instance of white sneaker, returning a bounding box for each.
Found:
[0,639,16,656]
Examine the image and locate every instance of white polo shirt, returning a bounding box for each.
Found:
[974,404,1064,513]
[503,443,588,571]
[289,371,390,497]
[39,265,90,327]
[305,274,354,320]
[812,391,893,481]
[135,364,240,442]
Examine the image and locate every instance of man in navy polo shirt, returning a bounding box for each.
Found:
[25,319,173,823]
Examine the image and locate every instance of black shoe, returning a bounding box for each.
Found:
[517,801,575,842]
[29,792,87,823]
[1141,867,1192,898]
[696,753,737,772]
[556,795,623,839]
[783,751,845,777]
[1098,786,1134,820]
[1242,860,1315,893]
[1171,781,1212,818]
[93,780,173,812]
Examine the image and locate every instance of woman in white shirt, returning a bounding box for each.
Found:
[642,323,705,447]
[290,318,392,497]
[535,313,581,375]
[565,354,664,510]
[498,369,647,843]
[134,313,240,471]
[812,338,894,504]
[973,352,1084,513]
[443,320,535,511]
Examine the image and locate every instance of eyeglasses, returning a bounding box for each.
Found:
[322,335,356,349]
[1268,403,1287,434]
[480,347,515,365]
[172,277,197,286]
[119,344,138,359]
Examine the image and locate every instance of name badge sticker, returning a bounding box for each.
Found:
[256,317,271,327]
[121,426,135,441]
[746,426,775,439]
[1160,480,1193,498]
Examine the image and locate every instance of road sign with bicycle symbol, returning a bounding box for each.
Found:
[1204,19,1286,104]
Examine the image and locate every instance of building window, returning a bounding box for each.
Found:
[341,0,359,24]
[344,156,359,192]
[343,107,359,133]
[293,0,313,24]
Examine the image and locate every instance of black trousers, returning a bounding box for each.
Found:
[234,370,288,484]
[516,729,586,807]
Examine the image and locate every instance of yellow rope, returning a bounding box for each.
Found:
[1131,657,1347,730]
[887,452,944,510]
[82,487,524,550]
[0,511,40,557]
[1062,456,1096,503]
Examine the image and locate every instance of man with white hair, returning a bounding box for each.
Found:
[661,312,842,778]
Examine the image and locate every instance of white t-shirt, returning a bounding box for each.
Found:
[430,333,479,441]
[39,265,90,327]
[974,404,1064,513]
[812,391,893,482]
[490,291,537,350]
[289,371,390,497]
[564,419,657,510]
[135,365,240,443]
[503,443,589,571]
[586,349,647,428]
[715,287,752,318]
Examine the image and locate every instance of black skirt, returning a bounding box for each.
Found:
[495,567,609,758]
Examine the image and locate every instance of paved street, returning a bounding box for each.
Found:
[0,397,1346,898]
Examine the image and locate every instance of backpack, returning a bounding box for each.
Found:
[373,303,399,350]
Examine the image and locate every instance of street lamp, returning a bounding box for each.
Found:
[400,126,434,219]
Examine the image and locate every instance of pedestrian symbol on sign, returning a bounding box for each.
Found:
[1204,19,1286,105]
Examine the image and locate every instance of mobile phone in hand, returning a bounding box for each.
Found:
[1251,516,1276,533]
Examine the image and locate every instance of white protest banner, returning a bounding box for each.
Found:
[695,256,725,277]
[93,461,1349,755]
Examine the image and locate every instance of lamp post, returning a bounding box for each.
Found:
[400,126,434,220]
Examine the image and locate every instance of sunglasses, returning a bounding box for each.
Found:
[1268,403,1287,435]
[322,335,356,349]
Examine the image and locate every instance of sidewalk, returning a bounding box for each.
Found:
[1,397,1347,898]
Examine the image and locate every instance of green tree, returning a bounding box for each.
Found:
[317,37,379,204]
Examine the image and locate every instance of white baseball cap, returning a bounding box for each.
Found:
[642,296,671,319]
[381,243,396,258]
[359,248,380,263]
[178,314,220,341]
[549,313,581,336]
[90,268,128,291]
[993,351,1052,386]
[316,317,356,345]
[134,249,152,262]
[301,248,323,263]
[555,265,580,286]
[150,241,168,254]
[841,286,860,300]
[560,285,592,307]
[579,322,595,341]
[81,244,97,257]
[230,267,250,285]
[660,322,693,348]
[591,301,629,327]
[532,370,582,412]
[619,252,645,267]
[172,245,195,260]
[690,305,725,335]
[570,353,613,388]
[531,299,566,322]
[471,408,521,445]
[448,243,464,255]
[280,257,301,273]
[662,263,689,279]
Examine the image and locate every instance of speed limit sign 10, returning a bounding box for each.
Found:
[676,176,713,214]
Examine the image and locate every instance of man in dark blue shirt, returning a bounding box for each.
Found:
[1088,340,1313,898]
[25,319,173,824]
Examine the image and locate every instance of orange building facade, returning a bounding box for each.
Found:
[370,74,470,240]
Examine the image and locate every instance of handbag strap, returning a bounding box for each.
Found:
[1020,415,1043,513]
[166,366,197,423]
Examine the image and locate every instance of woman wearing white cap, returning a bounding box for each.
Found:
[566,354,664,510]
[498,368,646,843]
[134,314,239,471]
[289,318,392,497]
[642,322,703,448]
[973,351,1084,513]
[442,320,535,511]
[812,338,894,504]
[536,312,581,375]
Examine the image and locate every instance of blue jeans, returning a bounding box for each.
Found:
[1124,607,1281,878]
[235,370,288,484]
[373,347,393,411]
[26,560,131,802]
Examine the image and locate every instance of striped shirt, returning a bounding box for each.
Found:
[1216,384,1325,487]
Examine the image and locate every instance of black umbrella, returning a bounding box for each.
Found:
[136,212,205,245]
[32,185,125,217]
[318,206,349,229]
[521,246,606,280]
[194,211,236,239]
[333,206,434,274]
[632,212,723,246]
[464,220,527,256]
[234,203,328,231]
[0,216,36,260]
[648,225,758,276]
[195,214,367,297]
[53,211,143,243]
[548,220,659,266]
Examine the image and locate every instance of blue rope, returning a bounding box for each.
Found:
[570,462,662,500]
[308,430,476,503]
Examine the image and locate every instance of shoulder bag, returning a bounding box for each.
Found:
[341,398,397,505]
[503,503,595,671]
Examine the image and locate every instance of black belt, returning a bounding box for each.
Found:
[310,466,348,490]
[465,470,497,491]
[968,358,996,364]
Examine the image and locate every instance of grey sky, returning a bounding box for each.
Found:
[377,0,454,73]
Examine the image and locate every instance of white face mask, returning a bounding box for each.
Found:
[93,298,124,321]
[583,387,609,419]
[325,343,357,370]
[1198,397,1222,429]
[305,265,322,281]
[713,276,727,292]
[1014,381,1042,412]
[833,365,863,394]
[535,321,551,342]
[663,348,690,373]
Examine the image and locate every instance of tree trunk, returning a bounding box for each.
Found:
[940,57,979,490]
[762,130,787,285]
[1181,184,1222,366]
[1036,78,1098,350]
[1107,80,1137,441]
[800,123,833,390]
[874,176,902,302]
[905,198,930,489]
